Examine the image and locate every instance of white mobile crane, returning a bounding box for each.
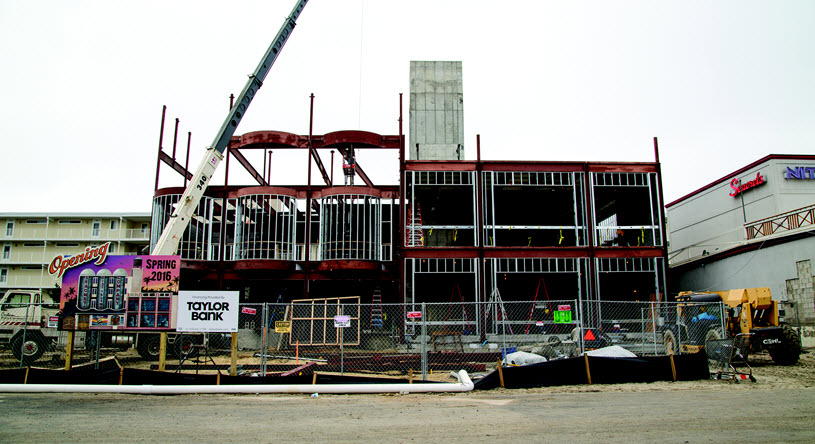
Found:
[129,0,310,360]
[152,0,309,256]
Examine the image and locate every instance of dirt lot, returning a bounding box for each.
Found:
[0,351,813,443]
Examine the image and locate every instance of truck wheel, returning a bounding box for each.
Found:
[11,333,46,364]
[174,335,198,360]
[769,325,801,365]
[663,330,678,355]
[136,335,161,361]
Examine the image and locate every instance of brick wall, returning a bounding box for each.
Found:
[785,260,815,324]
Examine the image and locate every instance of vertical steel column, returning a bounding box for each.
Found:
[476,135,487,339]
[646,173,655,246]
[303,94,314,298]
[171,118,179,162]
[572,172,580,245]
[218,152,230,289]
[653,137,669,293]
[183,132,192,188]
[154,106,167,192]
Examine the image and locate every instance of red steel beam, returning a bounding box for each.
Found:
[230,148,269,186]
[158,151,193,181]
[310,149,332,186]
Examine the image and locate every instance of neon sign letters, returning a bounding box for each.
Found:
[729,172,765,197]
[784,166,815,180]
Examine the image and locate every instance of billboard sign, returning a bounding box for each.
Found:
[176,291,239,333]
[58,254,180,331]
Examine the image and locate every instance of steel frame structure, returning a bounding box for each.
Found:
[151,102,669,314]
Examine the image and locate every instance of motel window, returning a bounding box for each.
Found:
[55,242,79,247]
[5,221,13,236]
[58,220,81,224]
[25,219,46,224]
[0,269,7,284]
[110,220,118,230]
[2,245,10,260]
[92,221,101,237]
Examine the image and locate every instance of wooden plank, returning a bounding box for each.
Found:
[158,332,167,372]
[64,331,74,371]
[669,354,677,382]
[280,361,317,377]
[230,332,238,376]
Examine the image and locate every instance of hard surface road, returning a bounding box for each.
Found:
[1,387,813,443]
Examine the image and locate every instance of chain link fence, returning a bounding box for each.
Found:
[1,300,728,382]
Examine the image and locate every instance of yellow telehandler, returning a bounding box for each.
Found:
[663,287,801,365]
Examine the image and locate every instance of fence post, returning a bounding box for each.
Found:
[19,303,31,368]
[94,331,102,370]
[340,303,344,376]
[421,302,427,381]
[261,303,268,377]
[501,302,507,361]
[576,299,584,355]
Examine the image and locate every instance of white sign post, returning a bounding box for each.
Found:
[333,314,351,375]
[334,315,351,328]
[176,290,240,332]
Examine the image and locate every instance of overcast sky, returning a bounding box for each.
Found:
[1,0,813,213]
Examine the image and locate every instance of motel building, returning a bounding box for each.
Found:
[0,214,151,296]
[666,154,815,324]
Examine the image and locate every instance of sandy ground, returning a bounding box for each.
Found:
[0,351,813,443]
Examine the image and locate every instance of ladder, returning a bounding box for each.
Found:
[524,277,550,334]
[406,203,424,246]
[486,288,513,335]
[370,289,384,328]
[445,283,473,333]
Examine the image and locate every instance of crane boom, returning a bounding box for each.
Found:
[152,0,309,256]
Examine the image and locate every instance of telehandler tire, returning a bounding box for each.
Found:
[663,330,678,355]
[769,325,801,365]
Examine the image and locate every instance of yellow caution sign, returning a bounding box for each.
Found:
[275,321,291,333]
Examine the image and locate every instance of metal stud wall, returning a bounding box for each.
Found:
[151,194,219,260]
[319,194,381,261]
[233,194,297,260]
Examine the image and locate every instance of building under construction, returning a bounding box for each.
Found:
[150,62,668,316]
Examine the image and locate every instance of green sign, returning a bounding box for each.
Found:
[553,310,572,324]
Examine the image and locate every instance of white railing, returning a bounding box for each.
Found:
[121,228,150,240]
[745,203,815,240]
[1,227,150,242]
[0,252,48,264]
[0,274,57,288]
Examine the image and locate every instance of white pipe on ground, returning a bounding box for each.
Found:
[0,370,473,395]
